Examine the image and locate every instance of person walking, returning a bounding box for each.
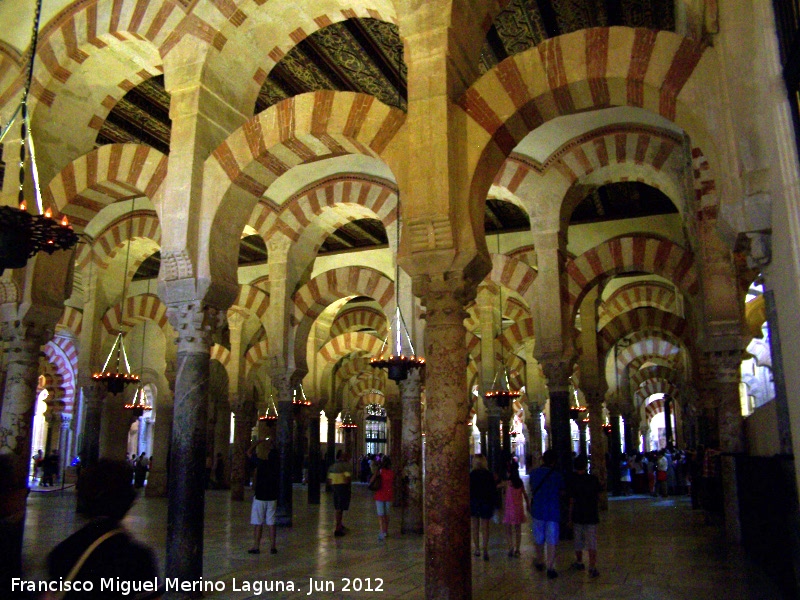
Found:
[246,437,279,555]
[501,462,529,557]
[327,450,352,537]
[567,454,601,578]
[370,456,395,541]
[529,449,565,579]
[470,454,496,561]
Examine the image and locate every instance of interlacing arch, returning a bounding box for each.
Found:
[78,210,161,270]
[232,284,271,326]
[565,234,698,318]
[205,0,400,114]
[635,378,681,407]
[598,281,682,330]
[43,144,168,231]
[631,364,679,389]
[56,307,83,338]
[43,336,78,415]
[329,306,388,340]
[498,317,535,356]
[99,292,169,337]
[257,176,397,243]
[206,91,405,212]
[493,124,687,215]
[615,336,684,372]
[244,340,270,376]
[210,344,231,367]
[487,252,537,297]
[598,308,689,355]
[318,332,384,365]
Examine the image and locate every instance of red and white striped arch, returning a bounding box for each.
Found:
[244,339,270,377]
[77,210,161,271]
[258,176,397,243]
[318,332,384,365]
[615,336,684,373]
[43,144,167,231]
[631,364,678,389]
[99,292,169,337]
[210,344,231,367]
[232,284,270,325]
[599,308,689,355]
[329,306,388,340]
[498,317,536,356]
[598,281,681,330]
[56,307,83,338]
[43,335,78,416]
[205,91,405,211]
[636,379,680,408]
[565,234,698,319]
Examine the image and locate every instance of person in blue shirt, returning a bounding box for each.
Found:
[529,449,565,579]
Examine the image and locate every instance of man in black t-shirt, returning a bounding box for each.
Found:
[247,437,280,554]
[567,455,601,578]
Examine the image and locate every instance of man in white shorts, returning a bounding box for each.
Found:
[247,437,280,554]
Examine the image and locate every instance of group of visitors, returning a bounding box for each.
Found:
[619,447,692,497]
[470,450,602,581]
[129,452,150,488]
[31,449,61,487]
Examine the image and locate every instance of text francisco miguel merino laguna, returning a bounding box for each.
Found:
[12,575,386,595]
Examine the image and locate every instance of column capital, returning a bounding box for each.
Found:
[414,272,478,323]
[166,301,223,355]
[540,360,572,392]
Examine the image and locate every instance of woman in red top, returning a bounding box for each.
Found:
[371,457,395,541]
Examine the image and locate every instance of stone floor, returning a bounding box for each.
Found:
[21,482,785,599]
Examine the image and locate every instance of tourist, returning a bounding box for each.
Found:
[246,437,279,555]
[529,449,565,579]
[47,459,161,599]
[500,461,529,557]
[370,456,394,541]
[327,450,352,537]
[469,454,496,561]
[567,454,601,578]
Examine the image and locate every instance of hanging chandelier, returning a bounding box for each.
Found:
[259,385,278,422]
[483,235,521,409]
[370,41,424,384]
[93,332,140,394]
[340,410,358,429]
[124,383,152,413]
[569,406,588,421]
[292,383,312,408]
[93,198,139,394]
[0,0,77,275]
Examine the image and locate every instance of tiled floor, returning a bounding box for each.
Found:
[22,483,784,599]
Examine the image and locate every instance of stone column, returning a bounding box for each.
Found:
[146,404,172,498]
[308,411,321,504]
[293,407,307,483]
[164,302,219,593]
[212,396,231,488]
[585,391,607,508]
[486,405,502,476]
[702,350,745,543]
[525,406,542,468]
[663,395,674,448]
[80,382,103,467]
[577,418,588,457]
[400,370,423,533]
[99,391,135,461]
[609,405,622,496]
[384,399,403,504]
[325,408,337,491]
[230,394,255,501]
[58,414,72,483]
[271,368,294,527]
[0,320,50,466]
[416,275,473,599]
[541,361,573,475]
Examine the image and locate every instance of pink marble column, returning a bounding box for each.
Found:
[399,370,423,533]
[418,277,473,599]
[270,368,295,527]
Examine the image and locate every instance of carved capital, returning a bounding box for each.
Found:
[540,360,571,391]
[1,319,51,364]
[415,272,476,325]
[159,250,194,281]
[166,302,221,355]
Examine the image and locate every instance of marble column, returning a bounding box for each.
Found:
[80,382,103,467]
[0,320,50,468]
[384,400,403,505]
[58,414,72,483]
[230,395,255,501]
[609,406,622,496]
[577,419,588,457]
[164,302,219,594]
[308,411,321,504]
[664,395,674,448]
[271,369,294,527]
[486,405,502,476]
[585,392,607,509]
[99,391,135,461]
[400,370,423,534]
[325,409,337,490]
[417,277,473,599]
[146,404,172,498]
[541,362,573,475]
[525,406,542,468]
[703,350,745,543]
[293,407,307,483]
